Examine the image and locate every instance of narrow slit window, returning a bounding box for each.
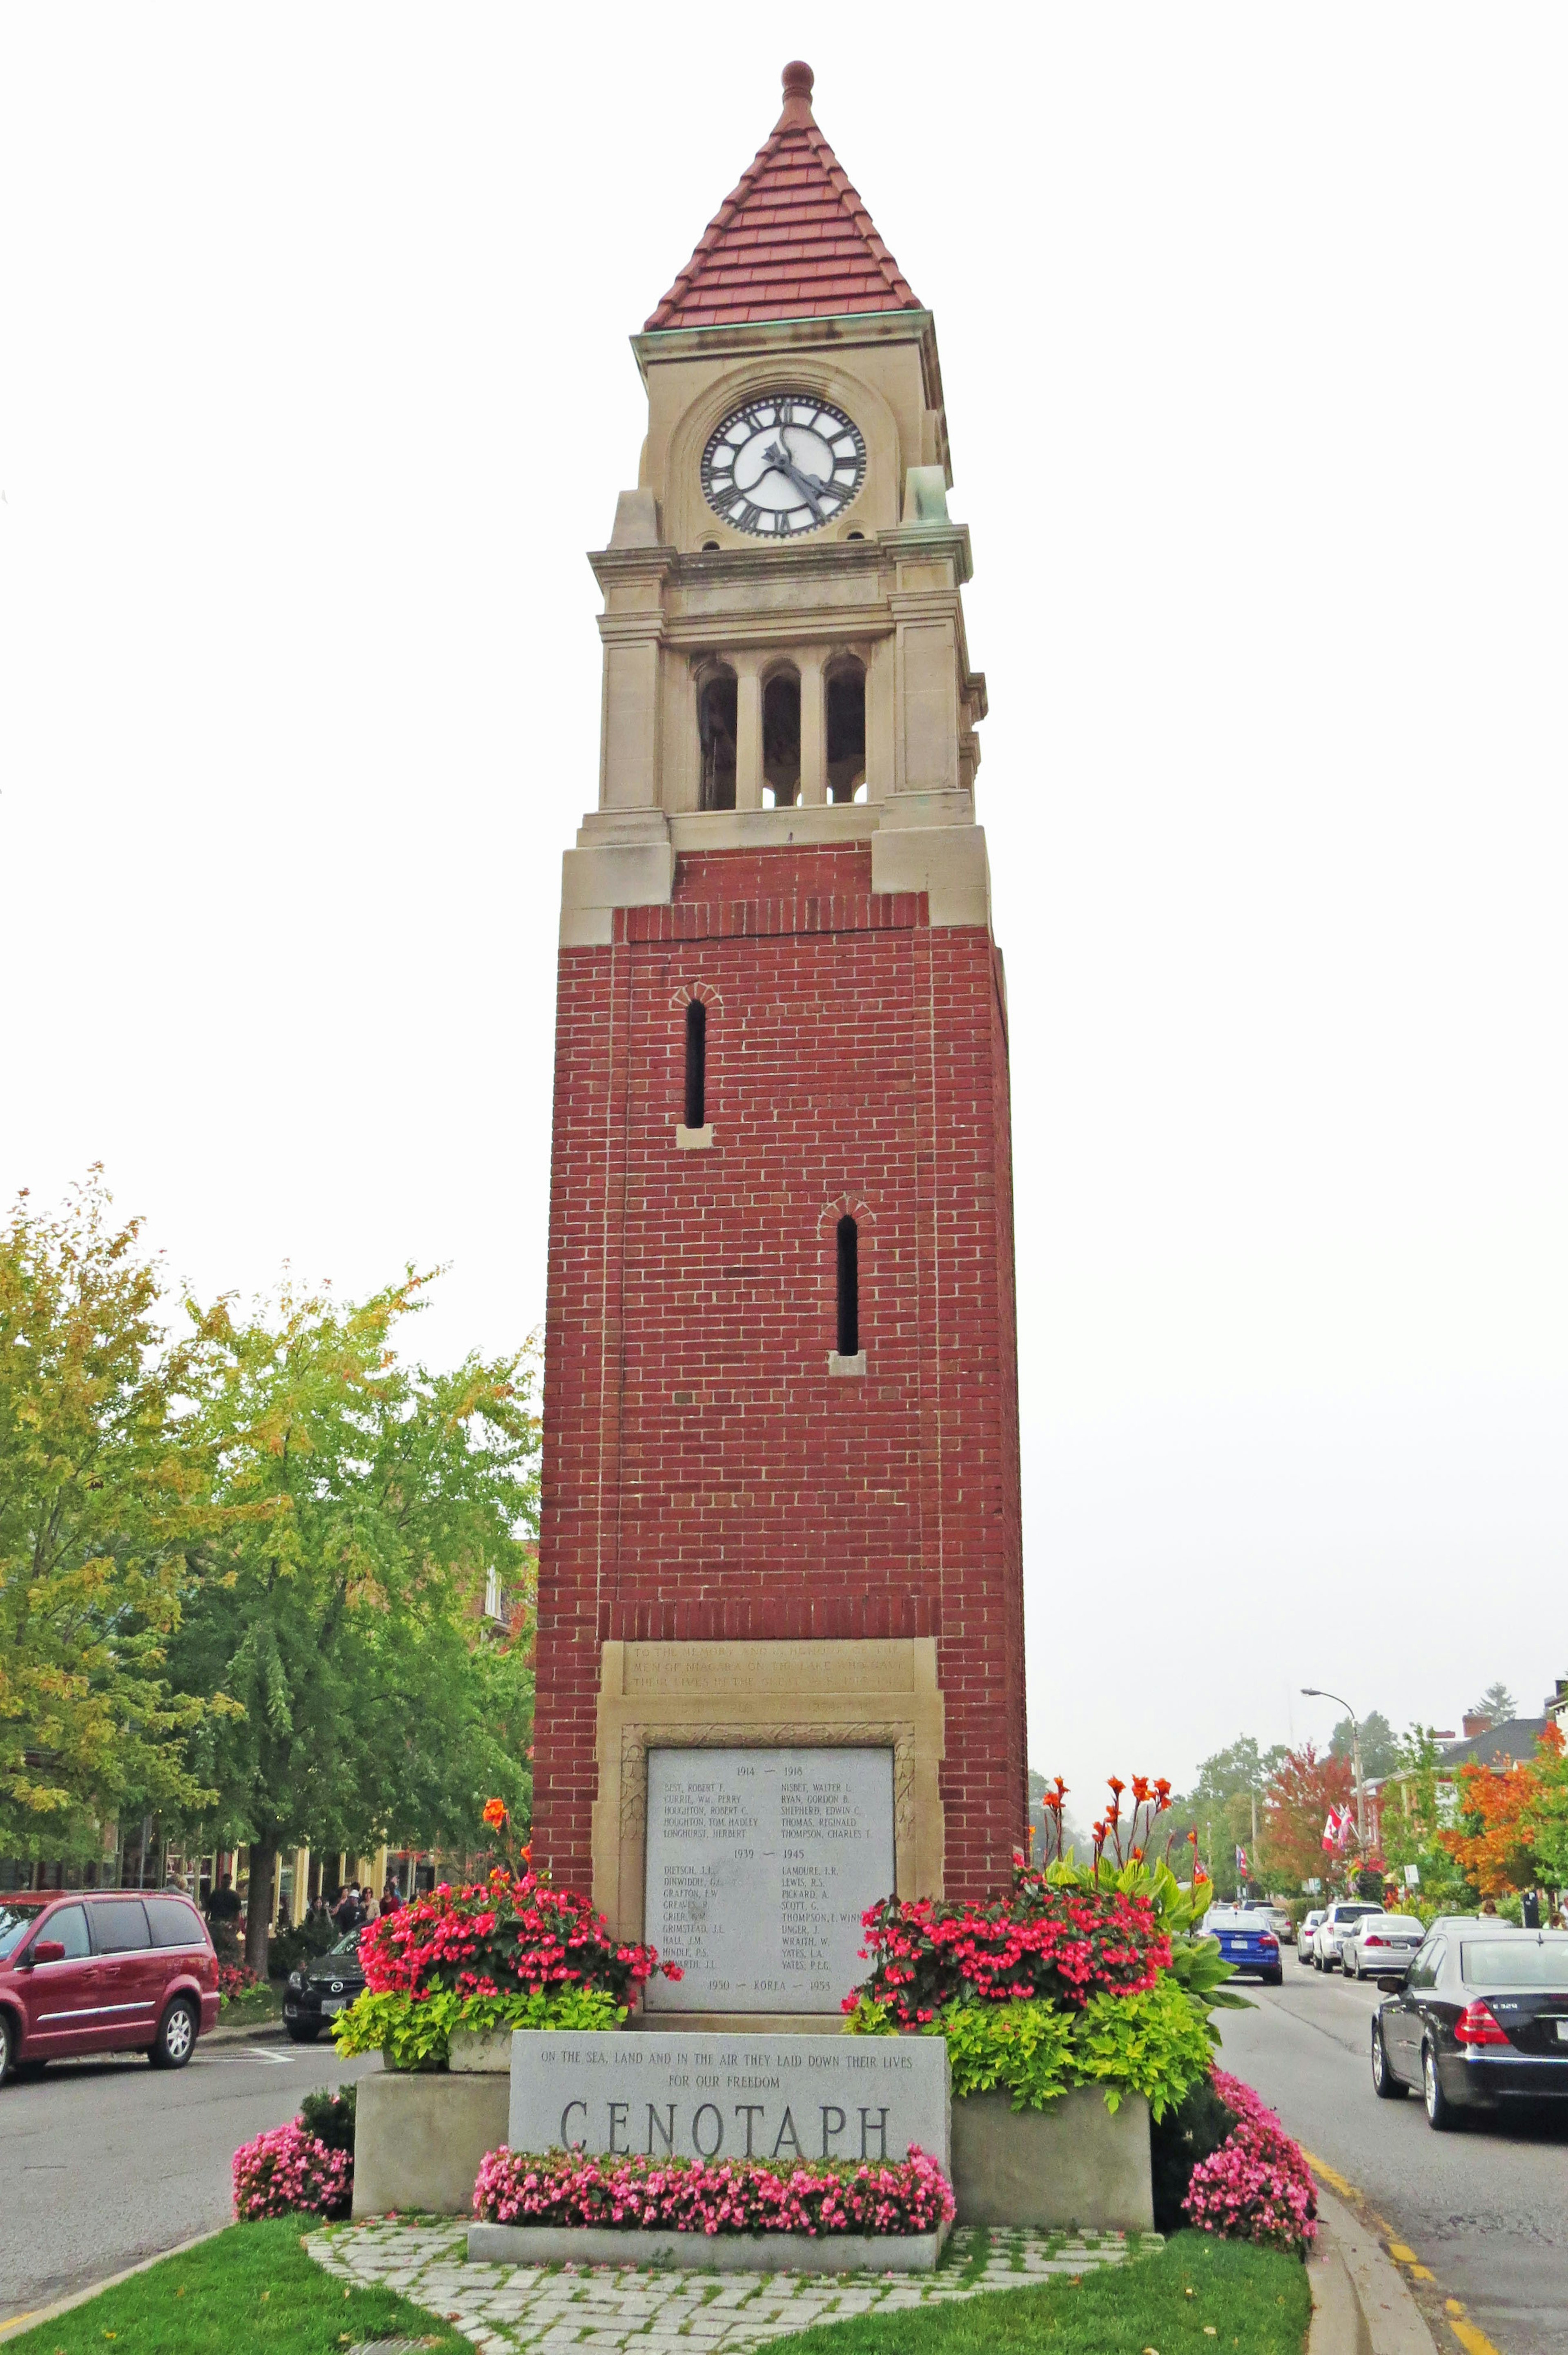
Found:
[826,660,866,803]
[684,999,706,1129]
[836,1215,860,1356]
[698,673,737,810]
[762,670,801,807]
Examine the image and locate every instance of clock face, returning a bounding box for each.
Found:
[700,394,866,538]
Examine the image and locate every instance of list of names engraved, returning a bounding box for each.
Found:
[643,1747,895,2012]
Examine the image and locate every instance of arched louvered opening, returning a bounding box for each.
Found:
[698,671,738,810]
[762,668,802,807]
[835,1215,860,1357]
[826,659,867,803]
[684,999,707,1129]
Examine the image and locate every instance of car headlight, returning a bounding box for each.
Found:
[287,1969,304,1991]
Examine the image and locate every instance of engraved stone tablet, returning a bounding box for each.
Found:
[643,1746,895,2014]
[508,2029,949,2175]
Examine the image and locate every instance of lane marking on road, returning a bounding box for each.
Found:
[194,2046,295,2066]
[1388,2243,1419,2263]
[1448,2316,1503,2355]
[1301,2148,1359,2201]
[0,2313,45,2340]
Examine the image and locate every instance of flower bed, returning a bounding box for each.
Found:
[1183,2070,1317,2254]
[333,1808,681,2068]
[472,2146,955,2238]
[233,2118,352,2221]
[217,1960,259,2004]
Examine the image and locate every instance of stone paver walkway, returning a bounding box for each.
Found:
[314,2218,1162,2352]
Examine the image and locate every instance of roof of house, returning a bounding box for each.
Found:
[645,62,922,332]
[1438,1717,1550,1774]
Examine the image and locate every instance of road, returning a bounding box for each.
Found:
[0,2030,379,2332]
[1219,1953,1568,2355]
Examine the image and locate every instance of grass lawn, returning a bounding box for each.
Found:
[4,2218,468,2355]
[765,2232,1312,2354]
[216,1982,283,2027]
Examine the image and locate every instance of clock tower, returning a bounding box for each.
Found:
[533,63,1025,1990]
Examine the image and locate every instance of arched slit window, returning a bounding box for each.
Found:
[762,669,801,807]
[684,998,706,1129]
[835,1215,860,1356]
[826,660,866,803]
[698,672,737,810]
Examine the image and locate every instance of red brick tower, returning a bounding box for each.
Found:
[533,63,1025,1937]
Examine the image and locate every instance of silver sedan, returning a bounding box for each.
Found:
[1341,1913,1426,1980]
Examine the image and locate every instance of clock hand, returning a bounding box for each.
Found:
[763,439,825,516]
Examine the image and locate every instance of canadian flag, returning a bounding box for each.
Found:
[1321,1810,1342,1852]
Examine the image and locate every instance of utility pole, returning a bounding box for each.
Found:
[1303,1686,1366,1847]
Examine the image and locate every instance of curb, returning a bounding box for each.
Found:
[201,2016,290,2047]
[1308,2187,1437,2355]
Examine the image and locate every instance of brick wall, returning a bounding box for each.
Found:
[533,842,1026,1902]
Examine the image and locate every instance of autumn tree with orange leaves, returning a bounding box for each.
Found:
[1440,1723,1568,1897]
[1261,1743,1354,1891]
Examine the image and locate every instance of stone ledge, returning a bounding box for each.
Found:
[467,2219,951,2272]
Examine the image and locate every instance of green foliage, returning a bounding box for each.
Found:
[298,2081,356,2153]
[0,2216,470,2355]
[1329,1710,1400,1780]
[848,1978,1212,2123]
[0,1172,226,1854]
[1373,1724,1471,1906]
[760,2230,1312,2355]
[332,1981,622,2070]
[1469,1681,1516,1723]
[1150,2073,1238,2234]
[168,1270,539,1969]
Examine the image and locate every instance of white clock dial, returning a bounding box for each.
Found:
[700,394,866,538]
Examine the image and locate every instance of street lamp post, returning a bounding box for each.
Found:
[1303,1687,1365,1847]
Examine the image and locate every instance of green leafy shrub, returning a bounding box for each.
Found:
[332,1982,622,2070]
[1150,2070,1238,2232]
[298,2082,356,2154]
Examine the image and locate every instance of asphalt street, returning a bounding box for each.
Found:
[1219,1953,1568,2355]
[0,2030,379,2332]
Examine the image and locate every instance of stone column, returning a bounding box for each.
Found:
[799,655,826,805]
[734,653,764,810]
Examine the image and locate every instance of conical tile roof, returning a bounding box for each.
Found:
[646,63,922,330]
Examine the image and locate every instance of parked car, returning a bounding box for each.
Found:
[1341,1913,1426,1980]
[1371,1928,1568,2128]
[1203,1907,1283,1985]
[0,1890,219,2086]
[1312,1901,1383,1970]
[1260,1905,1296,1945]
[1298,1909,1327,1964]
[283,1929,367,2042]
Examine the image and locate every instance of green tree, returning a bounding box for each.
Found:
[1166,1737,1287,1898]
[1330,1710,1399,1781]
[1376,1725,1470,1909]
[170,1273,539,1974]
[1467,1681,1517,1724]
[0,1173,220,1859]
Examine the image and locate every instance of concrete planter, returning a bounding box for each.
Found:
[352,2065,509,2218]
[448,2027,513,2074]
[950,2085,1153,2232]
[468,2221,951,2272]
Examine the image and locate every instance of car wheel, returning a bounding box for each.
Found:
[285,2022,321,2043]
[1346,1954,1359,1980]
[1313,1950,1323,1970]
[1423,2043,1458,2130]
[1372,2021,1408,2099]
[0,2010,12,2087]
[149,1996,198,2070]
[1264,1969,1283,1987]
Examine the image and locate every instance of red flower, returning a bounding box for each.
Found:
[483,1798,508,1831]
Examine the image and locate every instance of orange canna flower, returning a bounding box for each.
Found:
[482,1798,508,1830]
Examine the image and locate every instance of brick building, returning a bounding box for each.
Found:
[532,63,1026,1933]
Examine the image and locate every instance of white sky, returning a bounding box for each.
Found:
[3,6,1564,1811]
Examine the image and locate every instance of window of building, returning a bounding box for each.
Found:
[698,672,737,810]
[826,659,866,803]
[762,669,801,807]
[836,1215,860,1356]
[684,998,707,1128]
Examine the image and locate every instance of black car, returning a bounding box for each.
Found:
[1371,1927,1568,2128]
[283,1930,365,2043]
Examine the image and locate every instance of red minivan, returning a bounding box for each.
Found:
[0,1890,220,2084]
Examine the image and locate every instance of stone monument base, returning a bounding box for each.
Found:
[352,2066,509,2219]
[468,2221,951,2272]
[951,2085,1154,2232]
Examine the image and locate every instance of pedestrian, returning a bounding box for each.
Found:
[1522,1888,1541,1930]
[1479,1897,1498,1917]
[381,1881,402,1916]
[205,1870,242,1962]
[332,1883,360,1934]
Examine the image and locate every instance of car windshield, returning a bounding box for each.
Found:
[330,1930,363,1957]
[0,1902,47,1960]
[1461,1940,1568,1988]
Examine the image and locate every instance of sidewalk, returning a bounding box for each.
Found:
[1309,2187,1438,2355]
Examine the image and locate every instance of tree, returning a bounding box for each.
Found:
[1261,1744,1353,1892]
[1467,1681,1517,1725]
[1440,1723,1566,1898]
[1375,1726,1470,1907]
[169,1273,539,1974]
[1162,1737,1287,1898]
[1329,1710,1399,1781]
[0,1173,220,1858]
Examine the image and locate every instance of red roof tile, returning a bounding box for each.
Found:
[646,62,921,331]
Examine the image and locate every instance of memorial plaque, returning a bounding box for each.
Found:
[643,1746,895,2013]
[508,2029,949,2174]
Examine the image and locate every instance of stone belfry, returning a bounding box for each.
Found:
[532,62,1025,1980]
